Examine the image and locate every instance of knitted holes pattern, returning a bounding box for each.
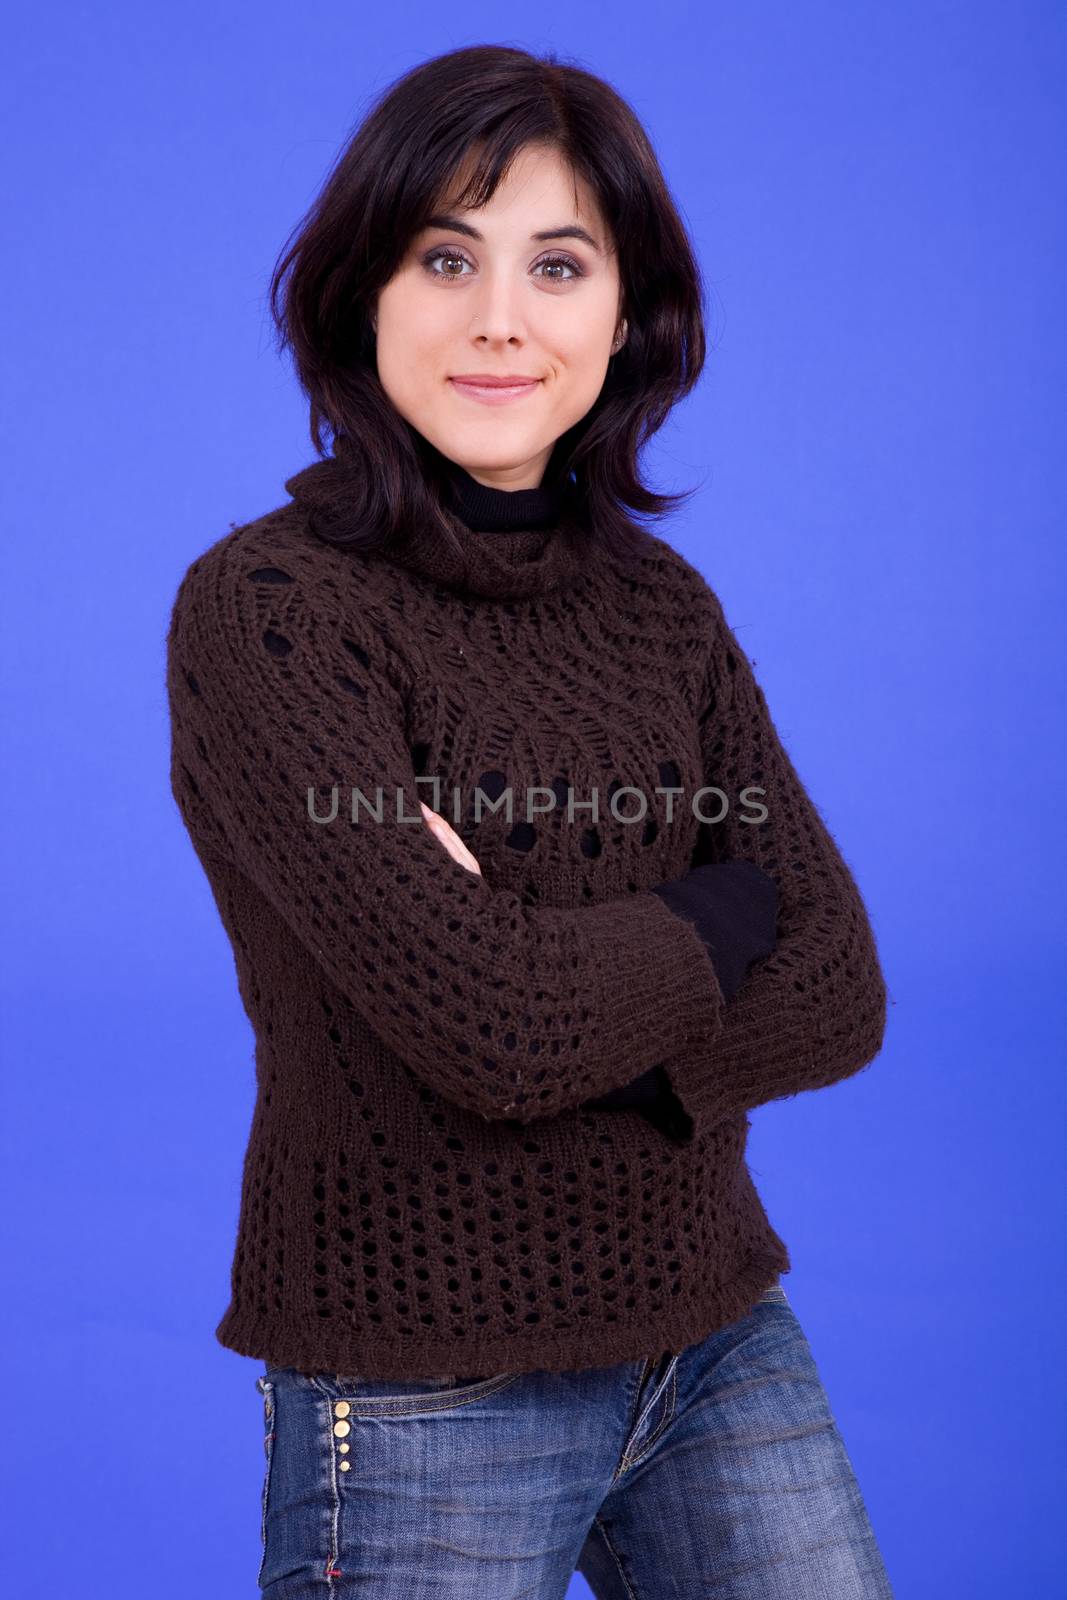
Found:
[167,513,724,1126]
[164,503,885,1376]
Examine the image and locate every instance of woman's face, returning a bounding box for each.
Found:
[374,143,624,492]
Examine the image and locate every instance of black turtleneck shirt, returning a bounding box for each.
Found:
[441,457,566,533]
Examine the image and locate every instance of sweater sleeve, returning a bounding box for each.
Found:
[165,537,727,1125]
[581,862,778,1120]
[690,587,889,1125]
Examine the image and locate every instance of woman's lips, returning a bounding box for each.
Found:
[448,378,541,407]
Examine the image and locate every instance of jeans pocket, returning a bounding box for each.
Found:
[309,1369,520,1413]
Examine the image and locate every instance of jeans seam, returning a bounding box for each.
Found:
[255,1377,275,1589]
[591,1513,641,1600]
[322,1389,343,1588]
[620,1361,678,1474]
[610,1357,657,1484]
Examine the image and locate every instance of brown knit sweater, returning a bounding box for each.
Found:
[165,447,888,1379]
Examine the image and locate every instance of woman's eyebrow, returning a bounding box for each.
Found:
[423,212,603,253]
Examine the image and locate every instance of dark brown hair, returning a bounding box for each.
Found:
[270,44,709,562]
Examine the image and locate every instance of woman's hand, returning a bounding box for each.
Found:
[420,802,483,877]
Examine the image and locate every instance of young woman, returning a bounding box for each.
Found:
[166,43,893,1600]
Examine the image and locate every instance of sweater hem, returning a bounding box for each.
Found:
[214,1241,791,1381]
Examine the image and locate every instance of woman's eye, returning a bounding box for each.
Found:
[536,256,582,282]
[425,249,472,279]
[422,249,583,284]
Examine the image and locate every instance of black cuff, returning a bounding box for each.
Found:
[651,860,779,1003]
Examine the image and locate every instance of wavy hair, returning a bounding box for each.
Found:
[270,43,709,563]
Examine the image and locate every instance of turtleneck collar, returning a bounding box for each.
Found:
[284,433,593,603]
[440,455,564,534]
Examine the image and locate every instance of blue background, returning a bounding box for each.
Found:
[4,4,1063,1595]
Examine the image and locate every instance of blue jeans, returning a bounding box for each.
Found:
[255,1281,893,1597]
